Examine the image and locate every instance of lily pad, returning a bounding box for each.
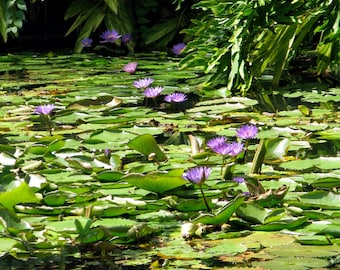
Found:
[123,169,187,193]
[192,195,245,225]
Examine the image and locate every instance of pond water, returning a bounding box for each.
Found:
[0,52,339,269]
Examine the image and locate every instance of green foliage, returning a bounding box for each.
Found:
[65,0,193,53]
[180,0,340,95]
[127,134,167,162]
[0,53,339,268]
[64,0,135,53]
[0,0,26,42]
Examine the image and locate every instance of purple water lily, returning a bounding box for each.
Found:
[227,142,244,156]
[211,143,231,156]
[183,166,212,186]
[233,177,245,184]
[133,78,154,89]
[164,92,187,103]
[100,29,121,43]
[237,124,258,140]
[207,136,227,150]
[182,166,212,212]
[144,86,164,98]
[35,104,55,115]
[123,62,138,74]
[121,34,131,44]
[81,38,93,48]
[171,43,186,55]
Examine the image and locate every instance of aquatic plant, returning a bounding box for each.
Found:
[121,34,131,44]
[133,78,154,89]
[236,124,258,140]
[206,136,227,149]
[34,104,55,136]
[233,176,245,184]
[35,104,55,115]
[164,92,187,103]
[144,86,163,98]
[227,142,244,157]
[123,62,138,74]
[100,29,121,43]
[183,166,212,212]
[171,43,186,55]
[144,86,164,106]
[80,38,93,47]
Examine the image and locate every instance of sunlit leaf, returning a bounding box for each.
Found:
[0,182,40,210]
[127,134,167,162]
[192,195,245,225]
[124,169,187,193]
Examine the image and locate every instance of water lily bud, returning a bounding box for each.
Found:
[148,152,157,161]
[194,223,205,237]
[181,222,198,239]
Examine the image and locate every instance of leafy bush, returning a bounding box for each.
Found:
[180,0,340,95]
[65,0,194,53]
[0,0,26,42]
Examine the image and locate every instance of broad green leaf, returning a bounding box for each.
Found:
[264,138,290,160]
[0,206,31,231]
[192,195,245,225]
[205,241,247,256]
[123,169,187,193]
[43,192,69,206]
[127,134,167,162]
[236,202,269,224]
[0,182,40,210]
[0,238,17,255]
[252,216,308,231]
[295,235,331,245]
[293,191,340,210]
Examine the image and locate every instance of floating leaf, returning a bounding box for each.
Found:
[0,182,40,210]
[252,216,308,231]
[124,169,187,193]
[128,134,167,162]
[293,191,340,210]
[0,206,32,231]
[192,195,245,225]
[298,104,312,116]
[237,202,269,224]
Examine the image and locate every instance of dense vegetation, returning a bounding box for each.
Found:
[1,0,339,94]
[0,0,339,269]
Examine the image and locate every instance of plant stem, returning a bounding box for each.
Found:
[199,186,210,212]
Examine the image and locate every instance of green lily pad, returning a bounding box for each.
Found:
[293,191,340,210]
[192,195,245,225]
[128,134,167,162]
[123,169,187,193]
[0,182,40,210]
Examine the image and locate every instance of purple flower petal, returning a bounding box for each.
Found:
[144,86,164,98]
[233,177,245,184]
[164,92,187,103]
[35,104,55,115]
[211,142,231,156]
[133,78,154,89]
[236,124,258,140]
[171,43,186,55]
[182,166,212,186]
[228,142,244,156]
[100,29,121,43]
[121,34,131,44]
[123,62,138,74]
[207,136,227,150]
[81,38,93,48]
